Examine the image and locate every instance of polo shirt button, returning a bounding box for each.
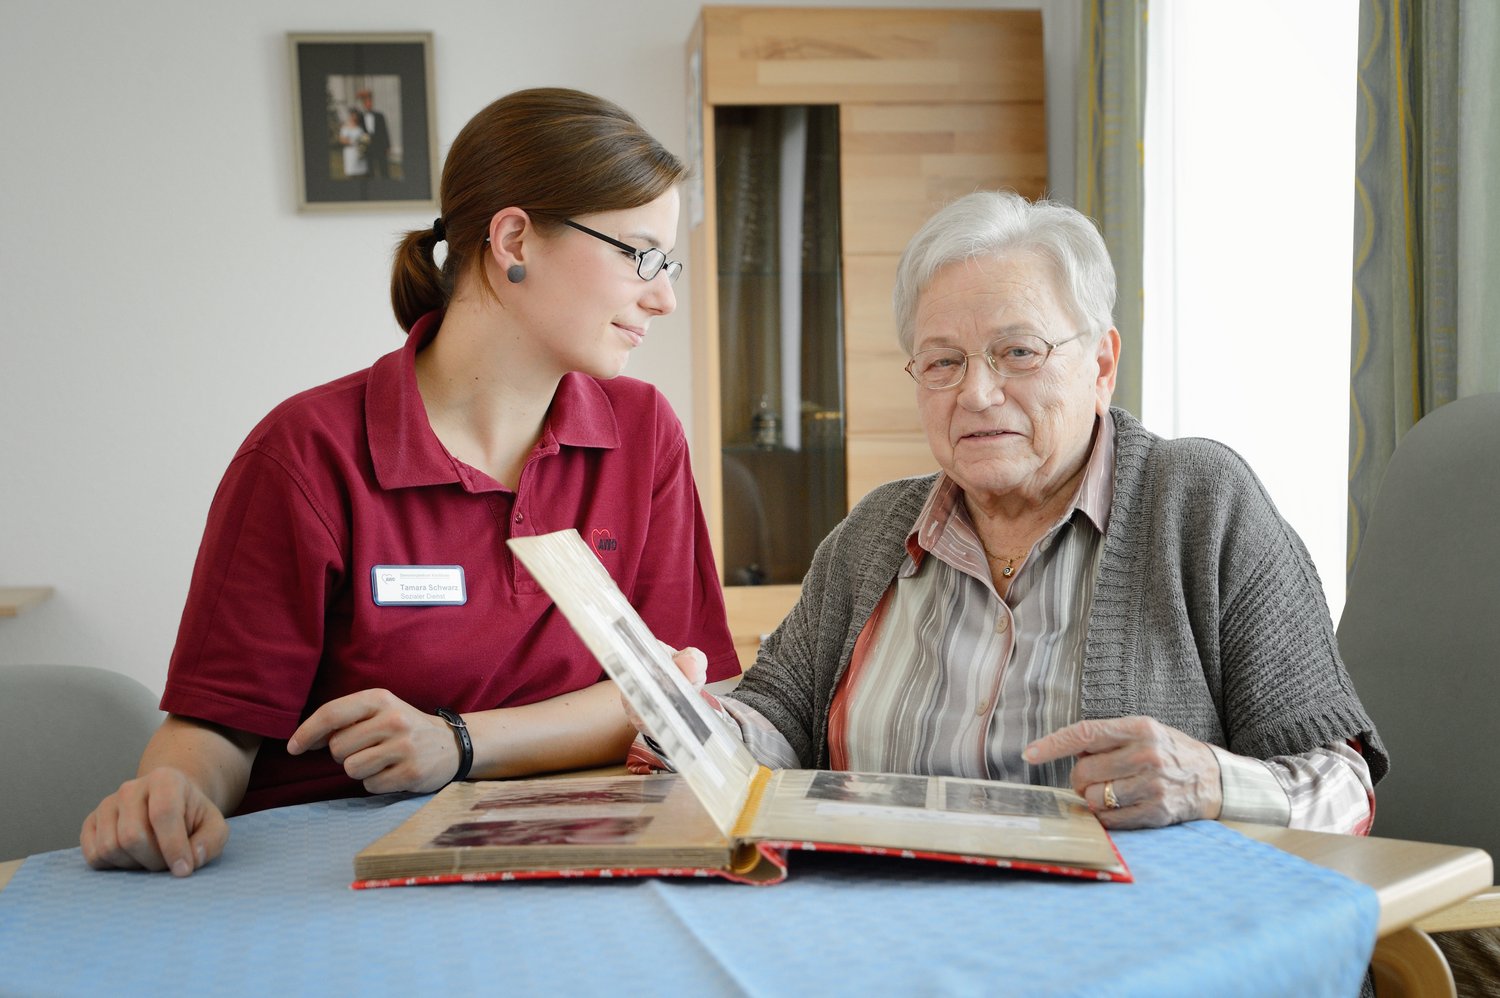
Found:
[514,513,523,523]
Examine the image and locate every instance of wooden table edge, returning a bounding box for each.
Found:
[0,858,20,891]
[1221,820,1494,936]
[1224,820,1495,998]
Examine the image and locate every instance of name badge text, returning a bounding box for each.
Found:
[371,565,467,606]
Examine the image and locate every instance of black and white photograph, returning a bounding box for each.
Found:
[805,771,930,810]
[288,32,436,211]
[943,781,1069,820]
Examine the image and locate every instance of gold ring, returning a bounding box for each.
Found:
[1103,781,1119,809]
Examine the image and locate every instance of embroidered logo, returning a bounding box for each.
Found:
[589,527,619,554]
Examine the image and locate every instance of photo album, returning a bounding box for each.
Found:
[352,530,1131,887]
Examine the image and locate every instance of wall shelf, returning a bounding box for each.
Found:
[0,587,54,618]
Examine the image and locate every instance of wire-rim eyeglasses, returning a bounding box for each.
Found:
[903,331,1085,390]
[563,219,683,284]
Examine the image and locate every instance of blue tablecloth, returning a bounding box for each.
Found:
[0,794,1377,996]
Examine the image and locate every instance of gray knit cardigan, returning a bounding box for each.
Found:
[731,407,1389,784]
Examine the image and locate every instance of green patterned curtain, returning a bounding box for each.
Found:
[1076,0,1147,416]
[1348,0,1500,574]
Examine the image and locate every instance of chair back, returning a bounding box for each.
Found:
[0,665,162,860]
[1337,392,1500,858]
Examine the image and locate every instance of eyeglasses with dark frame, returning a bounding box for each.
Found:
[904,331,1086,390]
[563,219,684,284]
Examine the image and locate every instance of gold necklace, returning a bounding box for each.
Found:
[982,548,1024,578]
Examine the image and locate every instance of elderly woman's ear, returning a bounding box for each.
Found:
[1092,328,1122,415]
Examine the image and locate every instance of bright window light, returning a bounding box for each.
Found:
[1143,0,1360,622]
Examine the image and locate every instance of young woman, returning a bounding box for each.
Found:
[81,88,737,877]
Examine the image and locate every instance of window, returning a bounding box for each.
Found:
[1143,0,1360,620]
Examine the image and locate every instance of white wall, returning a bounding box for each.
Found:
[0,0,1078,694]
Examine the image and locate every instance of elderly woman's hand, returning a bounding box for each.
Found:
[1023,716,1223,829]
[620,644,709,737]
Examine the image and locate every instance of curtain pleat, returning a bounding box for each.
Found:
[1348,0,1498,575]
[1075,0,1148,416]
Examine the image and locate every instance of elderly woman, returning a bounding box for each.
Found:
[676,190,1386,833]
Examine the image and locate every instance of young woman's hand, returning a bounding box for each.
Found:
[288,689,460,793]
[81,767,230,876]
[80,715,256,876]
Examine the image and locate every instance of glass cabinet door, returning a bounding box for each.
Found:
[715,105,845,587]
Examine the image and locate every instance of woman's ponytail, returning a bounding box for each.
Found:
[389,223,446,332]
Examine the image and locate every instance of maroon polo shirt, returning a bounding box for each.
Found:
[161,312,737,813]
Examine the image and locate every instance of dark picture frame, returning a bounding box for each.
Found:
[288,32,437,212]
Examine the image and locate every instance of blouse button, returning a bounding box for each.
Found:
[994,614,1010,634]
[514,513,523,523]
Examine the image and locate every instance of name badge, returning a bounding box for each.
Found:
[371,565,467,606]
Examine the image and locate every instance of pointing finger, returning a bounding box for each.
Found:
[288,691,381,754]
[1024,717,1148,765]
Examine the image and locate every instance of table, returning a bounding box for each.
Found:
[1225,822,1493,996]
[3,794,1484,997]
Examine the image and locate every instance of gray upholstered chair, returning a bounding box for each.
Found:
[1336,392,1500,988]
[0,664,162,860]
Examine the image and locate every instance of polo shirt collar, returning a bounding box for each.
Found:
[547,374,621,450]
[367,311,621,491]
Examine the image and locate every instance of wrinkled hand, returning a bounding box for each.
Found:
[287,688,458,794]
[80,768,229,877]
[621,645,708,736]
[1023,716,1223,829]
[667,644,708,688]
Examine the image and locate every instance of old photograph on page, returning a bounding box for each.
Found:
[354,774,731,880]
[747,769,1126,875]
[507,530,761,837]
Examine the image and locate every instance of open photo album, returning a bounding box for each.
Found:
[352,529,1131,887]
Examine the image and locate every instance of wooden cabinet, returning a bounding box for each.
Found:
[686,6,1047,668]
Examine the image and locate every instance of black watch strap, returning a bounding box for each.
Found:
[435,707,473,783]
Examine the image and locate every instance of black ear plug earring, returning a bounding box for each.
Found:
[506,265,526,284]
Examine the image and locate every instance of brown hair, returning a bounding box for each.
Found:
[390,87,688,331]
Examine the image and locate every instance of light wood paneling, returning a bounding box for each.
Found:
[723,583,802,672]
[842,253,901,344]
[700,7,1044,106]
[841,102,1048,256]
[846,435,938,507]
[689,210,725,565]
[843,254,922,437]
[847,351,924,437]
[688,15,726,567]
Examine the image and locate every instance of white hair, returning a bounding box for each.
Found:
[892,190,1117,354]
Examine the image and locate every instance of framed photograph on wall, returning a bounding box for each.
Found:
[288,32,437,212]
